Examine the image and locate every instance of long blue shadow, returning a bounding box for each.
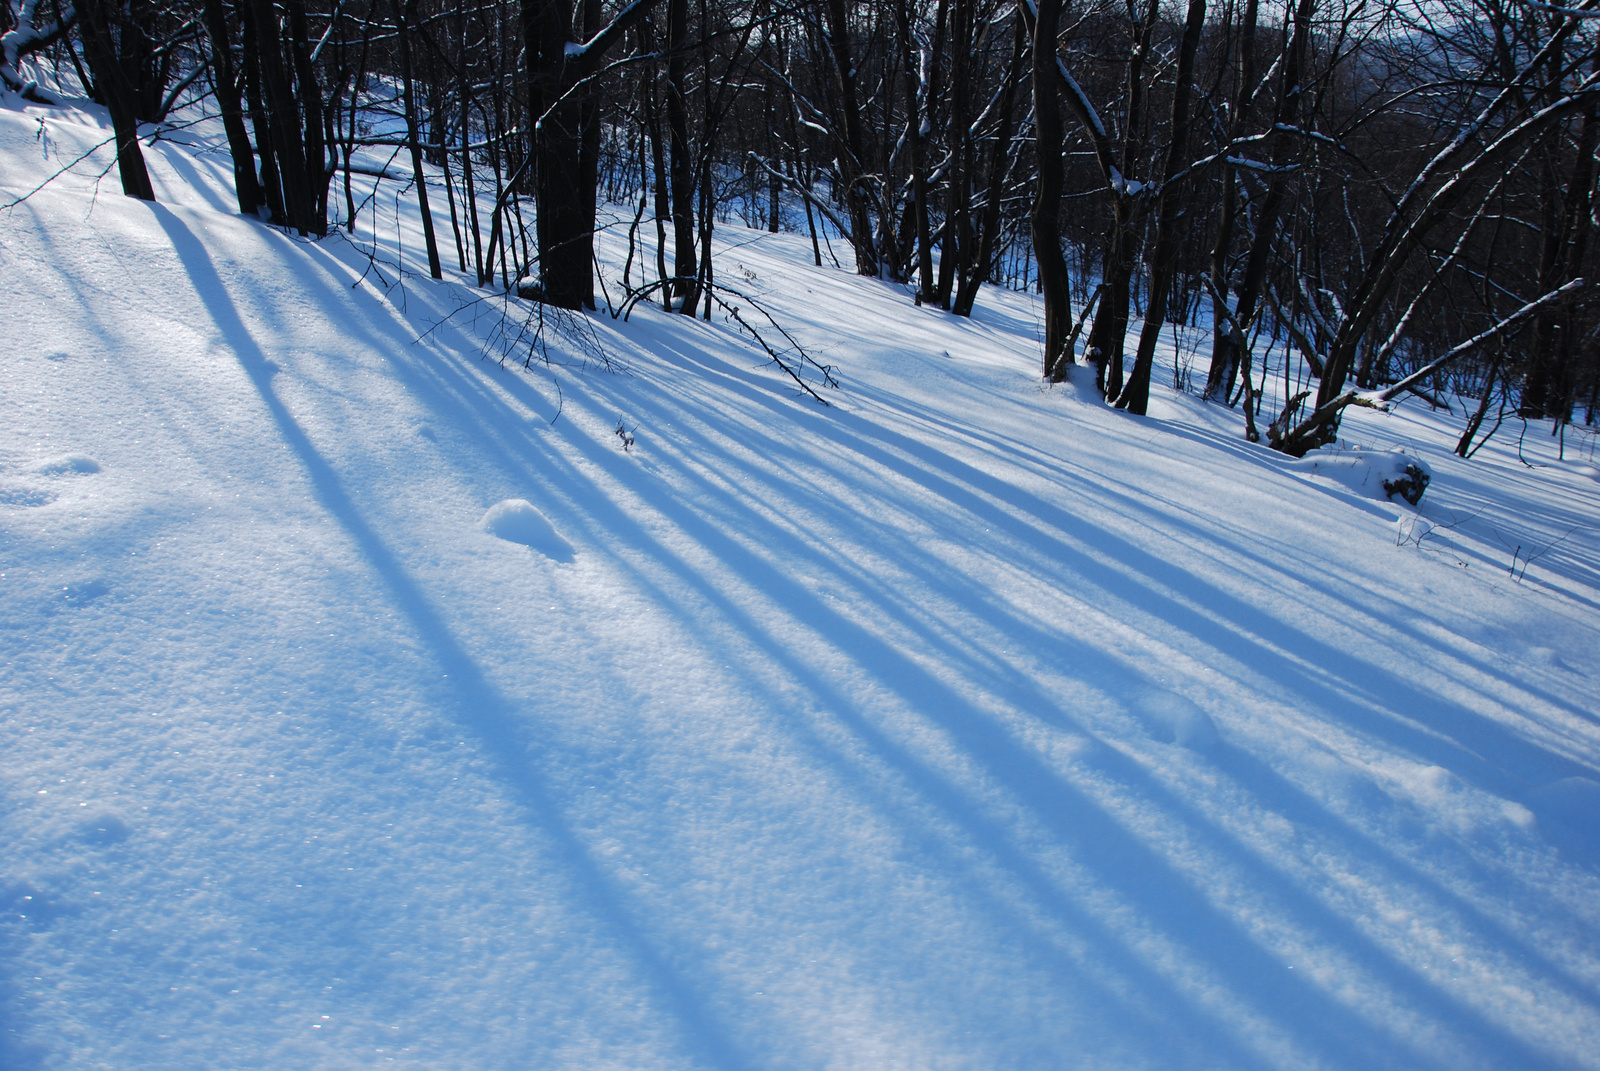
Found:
[291,230,1593,1068]
[150,204,749,1071]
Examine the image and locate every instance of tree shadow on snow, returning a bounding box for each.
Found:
[409,325,1589,1068]
[149,205,753,1071]
[152,206,1600,1070]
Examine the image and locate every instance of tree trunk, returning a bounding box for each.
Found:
[666,0,697,307]
[398,0,442,279]
[1209,0,1314,408]
[953,16,1025,318]
[76,0,156,201]
[525,0,590,308]
[520,0,662,308]
[199,0,265,216]
[246,0,319,233]
[1085,0,1159,397]
[1031,0,1072,377]
[1116,0,1207,414]
[1203,0,1258,401]
[284,0,328,226]
[823,0,879,275]
[239,3,285,223]
[896,0,943,304]
[1524,62,1596,419]
[936,0,973,307]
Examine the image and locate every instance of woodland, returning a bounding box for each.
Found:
[3,0,1597,454]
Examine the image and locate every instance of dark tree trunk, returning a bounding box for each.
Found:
[200,0,265,216]
[1085,0,1159,397]
[1524,69,1595,419]
[823,0,879,275]
[246,0,322,234]
[896,0,945,304]
[521,0,661,308]
[1203,0,1258,401]
[397,0,442,278]
[936,0,973,308]
[1117,0,1207,414]
[953,16,1025,318]
[1031,0,1072,377]
[525,0,590,308]
[239,3,285,223]
[285,0,328,225]
[1209,0,1313,406]
[77,0,156,201]
[666,0,698,307]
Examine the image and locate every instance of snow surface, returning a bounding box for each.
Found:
[4,93,1600,1071]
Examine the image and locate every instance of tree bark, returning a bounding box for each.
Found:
[1086,0,1160,398]
[522,0,662,308]
[76,0,156,201]
[953,16,1025,318]
[1116,0,1207,414]
[246,0,319,233]
[1030,0,1072,377]
[665,0,697,307]
[397,0,442,278]
[936,0,972,307]
[1208,0,1314,409]
[200,0,265,216]
[1202,0,1258,401]
[822,0,879,275]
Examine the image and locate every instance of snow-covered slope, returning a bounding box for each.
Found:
[4,96,1600,1071]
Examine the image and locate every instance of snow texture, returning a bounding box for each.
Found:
[3,90,1600,1071]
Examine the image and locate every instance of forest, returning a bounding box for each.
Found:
[8,1,1600,1067]
[3,0,1597,453]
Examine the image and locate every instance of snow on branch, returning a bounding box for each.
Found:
[1367,280,1585,407]
[2,0,76,103]
[1275,280,1584,453]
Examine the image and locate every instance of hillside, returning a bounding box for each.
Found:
[3,95,1600,1070]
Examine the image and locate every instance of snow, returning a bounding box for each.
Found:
[3,92,1600,1071]
[1284,444,1433,504]
[482,499,577,562]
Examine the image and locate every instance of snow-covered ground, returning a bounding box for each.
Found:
[4,93,1600,1071]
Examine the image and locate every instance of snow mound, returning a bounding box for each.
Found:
[1287,444,1432,504]
[1526,777,1600,840]
[481,499,575,562]
[32,454,101,475]
[1130,688,1219,750]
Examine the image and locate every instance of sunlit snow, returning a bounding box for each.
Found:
[3,89,1599,1071]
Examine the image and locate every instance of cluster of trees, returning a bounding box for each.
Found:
[3,0,1596,453]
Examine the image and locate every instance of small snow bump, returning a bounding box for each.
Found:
[481,499,575,562]
[1526,646,1569,671]
[1527,778,1600,841]
[33,454,101,476]
[1130,688,1218,751]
